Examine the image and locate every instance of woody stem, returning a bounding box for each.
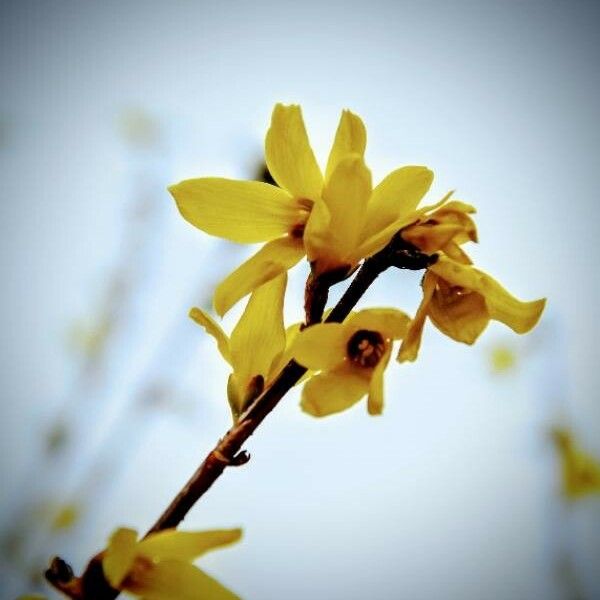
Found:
[45,234,435,600]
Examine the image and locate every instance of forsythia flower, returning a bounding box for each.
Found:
[398,255,546,361]
[169,103,435,316]
[400,198,477,261]
[552,429,600,500]
[396,199,545,360]
[102,527,242,600]
[290,309,410,417]
[190,274,294,419]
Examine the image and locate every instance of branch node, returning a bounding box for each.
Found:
[212,449,250,467]
[231,450,251,466]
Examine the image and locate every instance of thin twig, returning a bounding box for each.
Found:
[46,234,435,599]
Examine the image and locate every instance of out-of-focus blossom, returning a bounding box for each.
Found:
[102,527,242,600]
[553,429,600,500]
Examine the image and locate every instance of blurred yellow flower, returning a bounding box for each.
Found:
[51,503,80,532]
[291,308,410,417]
[102,527,242,600]
[190,274,294,419]
[489,344,517,373]
[398,255,546,361]
[169,103,434,315]
[553,429,600,500]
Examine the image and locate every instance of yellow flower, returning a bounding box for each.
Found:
[553,429,600,500]
[291,308,410,417]
[169,103,434,315]
[102,527,241,600]
[489,344,517,373]
[398,254,546,361]
[400,198,477,261]
[190,274,294,419]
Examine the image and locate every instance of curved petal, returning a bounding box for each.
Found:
[188,308,231,364]
[138,529,242,562]
[265,104,323,200]
[347,308,411,341]
[442,241,472,264]
[102,528,138,588]
[352,189,455,261]
[320,154,372,260]
[430,256,546,334]
[127,561,240,600]
[230,274,287,399]
[427,284,490,344]
[362,166,434,241]
[269,322,302,378]
[401,223,464,254]
[352,211,417,261]
[213,236,305,317]
[425,202,478,244]
[397,272,437,362]
[325,109,367,182]
[301,364,369,417]
[290,323,348,371]
[303,197,332,263]
[169,178,300,243]
[367,346,391,415]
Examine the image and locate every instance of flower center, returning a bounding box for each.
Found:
[289,198,313,239]
[126,556,154,586]
[290,223,305,238]
[347,329,385,368]
[436,280,472,306]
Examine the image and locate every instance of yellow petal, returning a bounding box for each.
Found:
[301,364,369,417]
[430,256,546,334]
[303,196,331,262]
[102,527,138,588]
[126,560,240,600]
[227,374,242,420]
[320,154,372,260]
[189,308,231,364]
[428,202,478,244]
[438,200,476,214]
[397,272,437,362]
[352,190,455,260]
[265,104,323,200]
[290,323,348,371]
[353,211,417,260]
[169,178,301,243]
[229,273,287,402]
[401,223,464,254]
[213,236,304,317]
[367,346,391,415]
[442,241,472,264]
[347,308,411,340]
[138,528,242,562]
[362,166,434,242]
[427,283,490,344]
[325,109,367,182]
[268,322,303,378]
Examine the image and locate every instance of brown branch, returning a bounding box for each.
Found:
[46,233,435,599]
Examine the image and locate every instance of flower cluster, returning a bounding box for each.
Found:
[170,103,545,419]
